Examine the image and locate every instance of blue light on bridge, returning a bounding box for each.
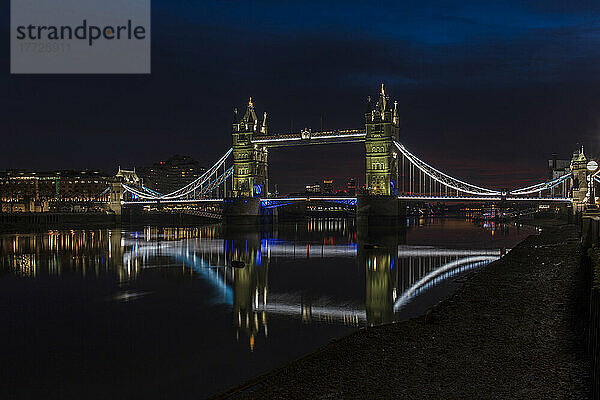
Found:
[260,198,357,209]
[332,198,357,206]
[260,200,294,209]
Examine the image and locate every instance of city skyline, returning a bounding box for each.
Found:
[2,0,600,191]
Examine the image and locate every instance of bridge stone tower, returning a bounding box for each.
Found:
[358,85,403,224]
[571,145,588,211]
[365,84,400,195]
[107,168,142,216]
[108,182,123,215]
[232,99,269,198]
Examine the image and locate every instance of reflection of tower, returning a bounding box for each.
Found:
[357,221,403,326]
[362,250,398,326]
[229,230,269,350]
[233,265,268,345]
[109,230,128,281]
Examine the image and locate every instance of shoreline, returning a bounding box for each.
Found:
[0,212,218,234]
[211,220,591,399]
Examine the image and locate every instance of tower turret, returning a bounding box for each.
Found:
[377,83,387,115]
[232,108,239,128]
[260,112,268,134]
[240,98,258,132]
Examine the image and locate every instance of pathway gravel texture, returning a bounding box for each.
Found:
[214,222,591,400]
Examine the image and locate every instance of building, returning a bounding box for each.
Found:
[0,169,111,212]
[346,177,358,196]
[138,155,205,195]
[322,179,334,195]
[0,169,111,202]
[548,153,571,179]
[305,183,321,194]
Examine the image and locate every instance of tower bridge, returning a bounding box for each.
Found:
[108,85,597,219]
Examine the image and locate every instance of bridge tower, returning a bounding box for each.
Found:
[571,145,588,211]
[231,99,269,198]
[108,182,123,215]
[358,85,403,224]
[364,84,400,196]
[108,168,142,216]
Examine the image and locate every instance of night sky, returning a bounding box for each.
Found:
[2,0,600,193]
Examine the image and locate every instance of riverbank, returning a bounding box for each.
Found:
[586,241,600,399]
[0,211,216,233]
[214,221,591,399]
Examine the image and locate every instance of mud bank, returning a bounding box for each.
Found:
[215,223,590,399]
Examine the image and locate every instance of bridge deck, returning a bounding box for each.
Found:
[397,195,572,203]
[251,129,365,147]
[122,195,571,205]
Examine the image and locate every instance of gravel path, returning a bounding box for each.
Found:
[213,223,591,399]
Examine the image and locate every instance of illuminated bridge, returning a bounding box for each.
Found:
[106,85,595,217]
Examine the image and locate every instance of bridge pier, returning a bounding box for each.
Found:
[357,195,405,226]
[223,197,261,225]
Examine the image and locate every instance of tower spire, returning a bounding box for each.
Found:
[376,83,387,114]
[261,111,268,134]
[240,97,258,131]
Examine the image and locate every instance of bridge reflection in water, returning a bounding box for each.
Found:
[0,218,508,343]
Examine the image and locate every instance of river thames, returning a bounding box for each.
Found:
[0,218,536,399]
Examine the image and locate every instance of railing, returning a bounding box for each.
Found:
[251,129,366,146]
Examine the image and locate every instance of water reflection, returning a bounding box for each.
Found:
[0,218,530,338]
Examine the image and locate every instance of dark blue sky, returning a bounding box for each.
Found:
[2,0,600,191]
